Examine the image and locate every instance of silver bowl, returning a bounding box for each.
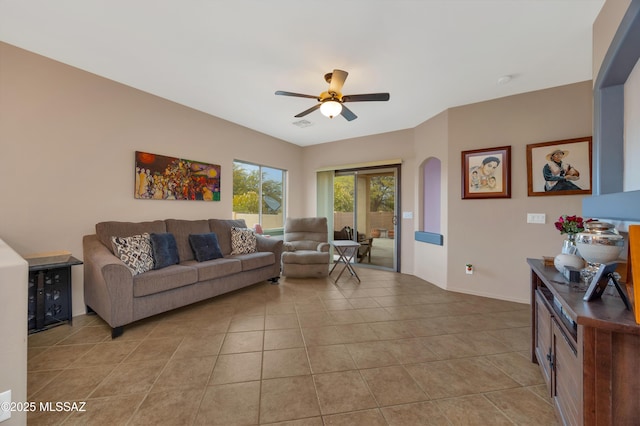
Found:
[575,221,624,264]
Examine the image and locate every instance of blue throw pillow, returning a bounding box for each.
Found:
[189,233,224,262]
[149,233,180,269]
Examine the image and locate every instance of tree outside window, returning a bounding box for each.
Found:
[233,161,285,232]
[369,176,395,212]
[333,175,395,213]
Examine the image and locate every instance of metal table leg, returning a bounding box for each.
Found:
[331,244,361,283]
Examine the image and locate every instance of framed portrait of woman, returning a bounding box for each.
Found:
[526,137,592,197]
[461,146,511,199]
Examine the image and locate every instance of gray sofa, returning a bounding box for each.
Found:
[83,218,283,337]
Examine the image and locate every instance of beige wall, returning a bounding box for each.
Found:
[0,42,304,317]
[408,82,593,302]
[445,81,593,302]
[0,3,628,419]
[302,80,593,303]
[0,41,596,309]
[413,110,450,287]
[302,130,416,273]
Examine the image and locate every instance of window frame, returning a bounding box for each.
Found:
[232,160,286,235]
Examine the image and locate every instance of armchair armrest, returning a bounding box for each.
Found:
[317,242,330,252]
[282,242,296,252]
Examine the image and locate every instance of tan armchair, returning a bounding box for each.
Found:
[281,217,331,278]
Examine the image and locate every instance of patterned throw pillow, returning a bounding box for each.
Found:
[230,227,257,255]
[111,233,154,275]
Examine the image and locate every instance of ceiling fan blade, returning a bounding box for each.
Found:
[340,104,358,121]
[275,91,318,99]
[328,69,348,94]
[342,93,390,102]
[294,103,321,118]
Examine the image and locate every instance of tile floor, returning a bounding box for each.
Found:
[27,267,560,425]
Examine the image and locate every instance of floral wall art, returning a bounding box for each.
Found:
[134,151,220,201]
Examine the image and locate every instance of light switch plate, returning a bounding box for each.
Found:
[527,213,546,224]
[402,211,413,219]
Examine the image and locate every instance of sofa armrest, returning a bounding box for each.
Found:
[83,234,135,328]
[256,235,284,277]
[256,235,283,254]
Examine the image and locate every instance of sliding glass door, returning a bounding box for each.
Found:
[333,167,398,270]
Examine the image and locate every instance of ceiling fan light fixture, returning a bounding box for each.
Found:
[275,69,389,121]
[320,100,342,119]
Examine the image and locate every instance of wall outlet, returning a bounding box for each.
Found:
[0,390,11,422]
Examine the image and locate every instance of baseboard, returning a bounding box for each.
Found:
[445,286,530,305]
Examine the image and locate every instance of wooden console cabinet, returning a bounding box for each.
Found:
[529,259,640,425]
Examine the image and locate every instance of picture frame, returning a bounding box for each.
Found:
[526,137,592,197]
[583,262,618,301]
[461,145,511,199]
[583,262,631,310]
[134,151,221,201]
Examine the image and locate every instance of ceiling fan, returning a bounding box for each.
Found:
[275,69,390,121]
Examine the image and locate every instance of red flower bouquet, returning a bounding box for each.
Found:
[554,215,586,235]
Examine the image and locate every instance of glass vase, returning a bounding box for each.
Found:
[561,234,577,255]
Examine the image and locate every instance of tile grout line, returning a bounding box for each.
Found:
[27,271,551,425]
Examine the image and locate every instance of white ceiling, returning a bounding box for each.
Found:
[0,0,605,147]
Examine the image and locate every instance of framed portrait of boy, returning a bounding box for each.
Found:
[461,146,511,199]
[526,137,592,197]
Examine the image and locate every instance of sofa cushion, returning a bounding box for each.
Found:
[189,233,224,262]
[233,251,275,271]
[111,233,155,275]
[133,264,198,297]
[230,227,257,255]
[181,258,242,281]
[282,250,330,265]
[97,220,167,254]
[149,233,180,269]
[209,219,247,255]
[165,219,210,262]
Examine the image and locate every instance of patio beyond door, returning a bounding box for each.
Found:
[333,167,398,270]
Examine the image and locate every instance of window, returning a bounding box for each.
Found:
[232,161,286,233]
